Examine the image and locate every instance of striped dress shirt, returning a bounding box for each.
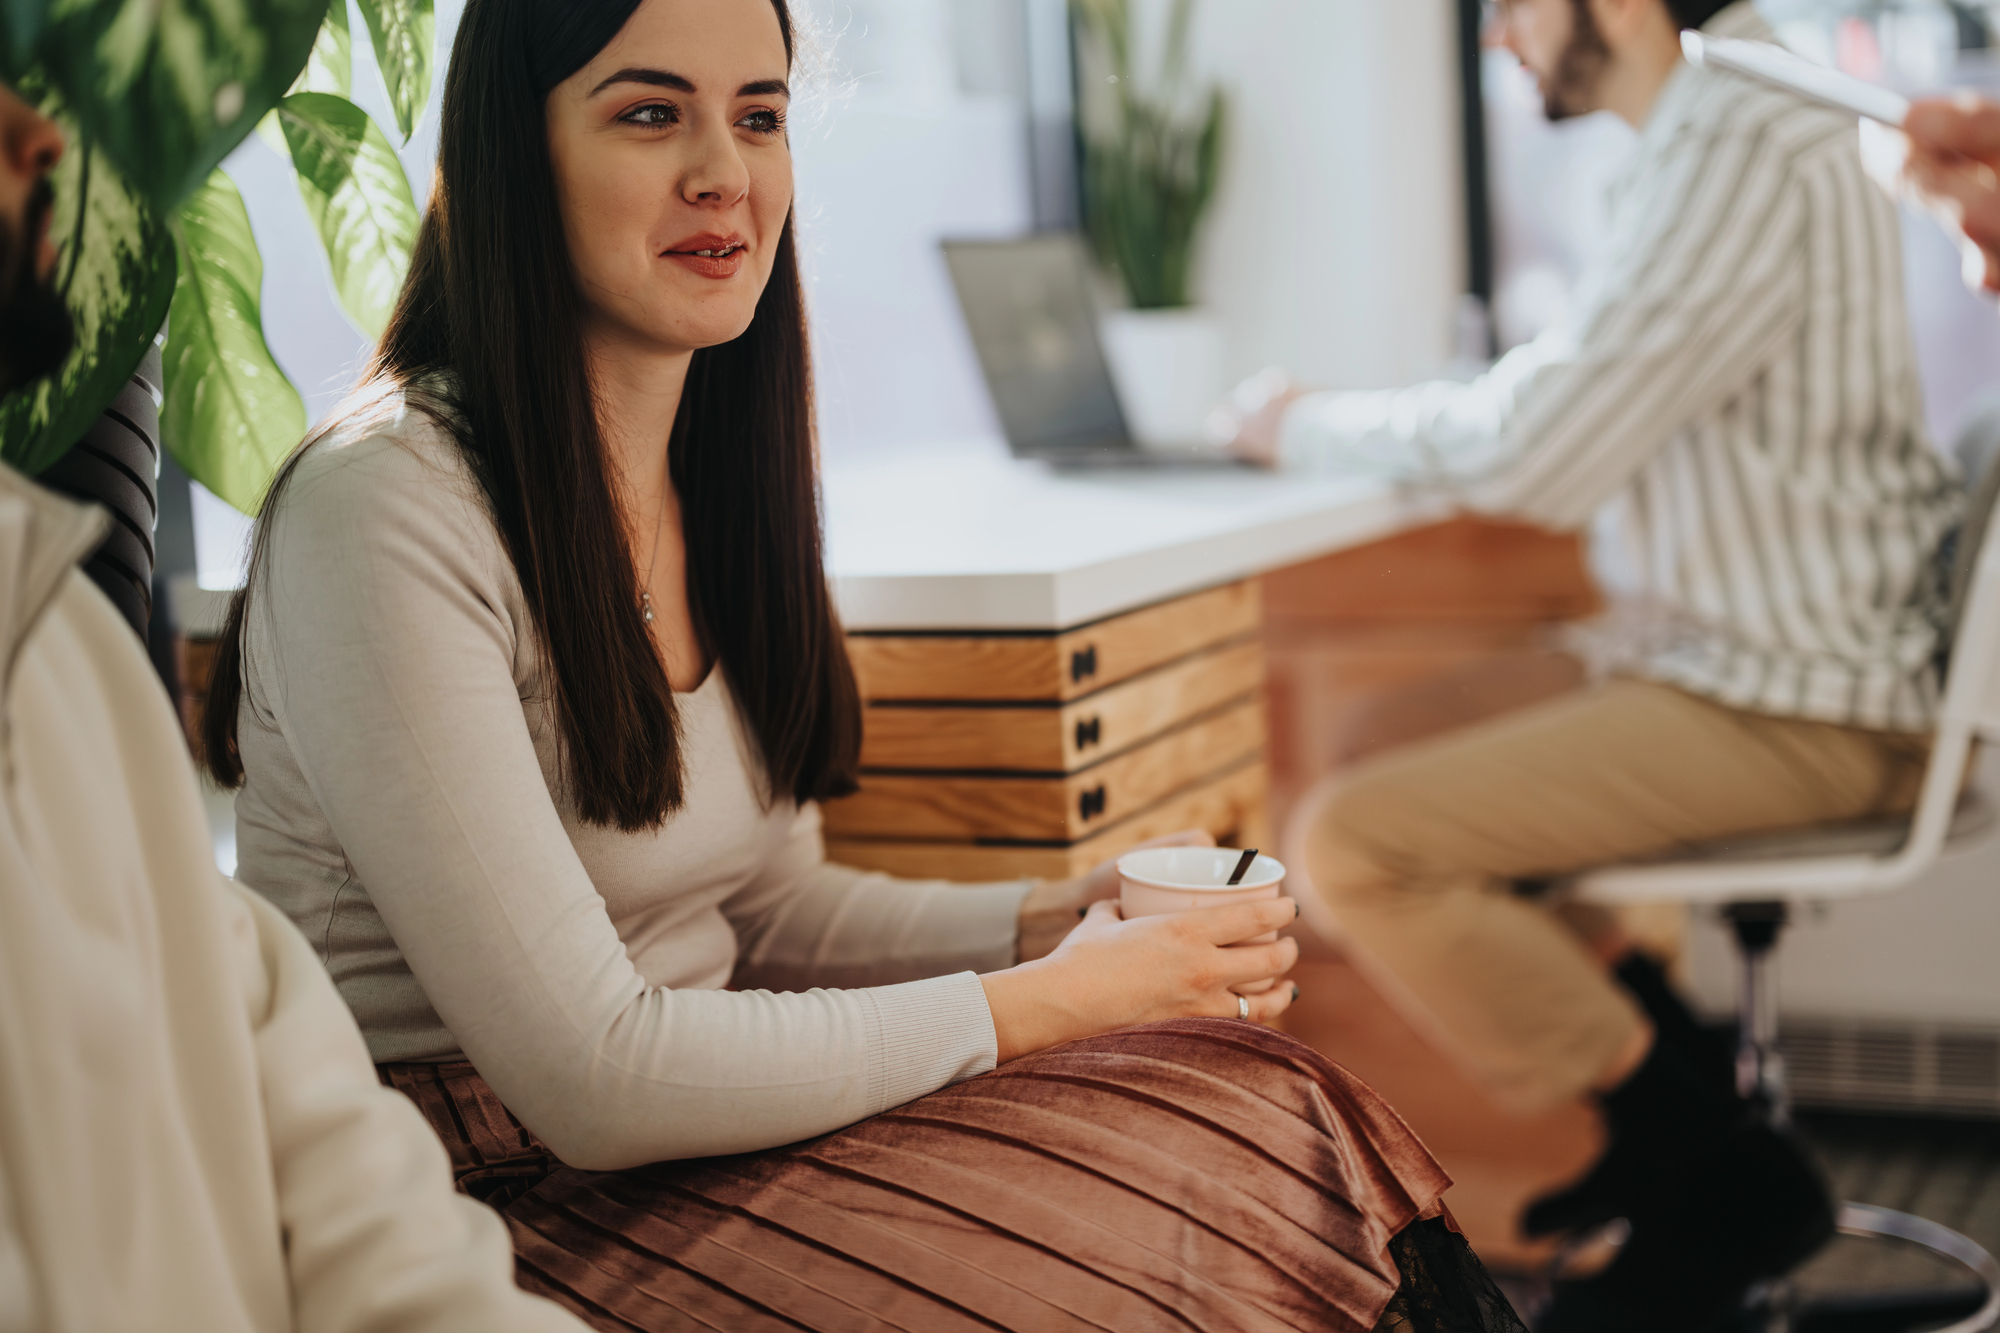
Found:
[1279,1,1961,733]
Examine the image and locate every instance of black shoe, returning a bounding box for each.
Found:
[1536,1119,1835,1333]
[1523,1143,1649,1241]
[1525,955,1737,1240]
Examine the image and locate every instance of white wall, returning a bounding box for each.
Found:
[791,0,1031,464]
[1187,1,1466,391]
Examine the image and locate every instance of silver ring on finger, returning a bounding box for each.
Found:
[1237,994,1250,1021]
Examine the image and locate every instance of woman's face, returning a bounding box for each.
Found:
[546,0,791,358]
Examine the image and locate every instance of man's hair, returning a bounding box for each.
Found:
[1666,0,1734,29]
[0,175,73,391]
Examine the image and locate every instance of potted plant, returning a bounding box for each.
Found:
[1070,0,1226,450]
[0,0,428,634]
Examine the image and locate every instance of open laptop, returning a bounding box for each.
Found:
[941,234,1241,468]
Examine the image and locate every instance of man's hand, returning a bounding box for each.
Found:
[1213,367,1305,468]
[1898,95,2000,293]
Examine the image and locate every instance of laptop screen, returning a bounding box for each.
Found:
[942,235,1132,456]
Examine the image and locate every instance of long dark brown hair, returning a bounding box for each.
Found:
[204,0,861,831]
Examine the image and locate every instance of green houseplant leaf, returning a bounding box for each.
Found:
[296,0,351,97]
[162,168,305,514]
[279,91,416,337]
[1,0,51,75]
[0,82,176,476]
[256,3,350,152]
[353,0,431,141]
[256,2,349,154]
[34,0,328,213]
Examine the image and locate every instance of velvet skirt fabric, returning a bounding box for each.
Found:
[381,1019,1526,1332]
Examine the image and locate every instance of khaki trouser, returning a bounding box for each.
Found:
[1299,678,1929,1113]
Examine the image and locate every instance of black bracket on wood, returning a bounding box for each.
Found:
[1079,785,1108,821]
[1070,646,1098,684]
[1074,717,1102,751]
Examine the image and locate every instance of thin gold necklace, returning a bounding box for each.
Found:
[640,490,664,626]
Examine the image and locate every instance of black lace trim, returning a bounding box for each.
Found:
[1374,1217,1531,1333]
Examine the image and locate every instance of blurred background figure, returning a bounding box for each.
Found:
[1231,0,1960,1326]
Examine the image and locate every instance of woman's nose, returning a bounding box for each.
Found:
[681,121,750,207]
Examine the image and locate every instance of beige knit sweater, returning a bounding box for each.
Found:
[233,403,1032,1171]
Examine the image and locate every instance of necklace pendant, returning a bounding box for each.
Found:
[641,591,655,625]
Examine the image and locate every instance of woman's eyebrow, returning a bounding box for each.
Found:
[590,67,695,96]
[588,70,791,99]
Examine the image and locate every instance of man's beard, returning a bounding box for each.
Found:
[1543,0,1611,122]
[0,178,77,393]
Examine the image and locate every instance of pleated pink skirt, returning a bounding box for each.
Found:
[382,1019,1522,1332]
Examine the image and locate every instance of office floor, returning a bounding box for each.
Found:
[1789,1113,2000,1320]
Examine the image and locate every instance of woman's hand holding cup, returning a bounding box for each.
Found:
[984,849,1299,1063]
[1117,847,1289,993]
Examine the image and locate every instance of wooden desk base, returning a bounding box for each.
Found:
[829,582,1272,881]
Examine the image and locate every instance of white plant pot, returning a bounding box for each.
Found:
[1098,307,1226,451]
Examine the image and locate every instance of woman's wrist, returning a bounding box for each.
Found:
[981,960,1081,1064]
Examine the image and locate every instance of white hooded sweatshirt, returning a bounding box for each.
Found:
[0,461,582,1333]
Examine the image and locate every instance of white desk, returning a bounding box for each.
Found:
[824,449,1437,632]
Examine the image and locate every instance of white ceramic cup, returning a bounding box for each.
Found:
[1116,848,1288,994]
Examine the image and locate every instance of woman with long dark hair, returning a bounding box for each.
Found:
[206,0,1527,1327]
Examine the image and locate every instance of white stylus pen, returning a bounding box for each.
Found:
[1683,31,1912,128]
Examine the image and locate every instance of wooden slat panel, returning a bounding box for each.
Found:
[859,637,1264,772]
[847,580,1261,703]
[827,761,1271,881]
[823,697,1265,842]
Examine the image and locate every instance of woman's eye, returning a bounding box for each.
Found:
[622,103,679,128]
[738,109,786,135]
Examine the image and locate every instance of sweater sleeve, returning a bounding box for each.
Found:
[725,801,1033,990]
[232,883,585,1333]
[252,432,1001,1170]
[1279,107,1811,532]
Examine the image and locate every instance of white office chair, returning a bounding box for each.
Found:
[1564,432,2000,1331]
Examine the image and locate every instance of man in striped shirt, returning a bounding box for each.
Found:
[1235,0,1961,1327]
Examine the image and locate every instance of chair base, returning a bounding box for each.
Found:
[1724,900,1998,1332]
[1720,1205,2000,1332]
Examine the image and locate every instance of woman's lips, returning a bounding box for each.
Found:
[663,242,746,279]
